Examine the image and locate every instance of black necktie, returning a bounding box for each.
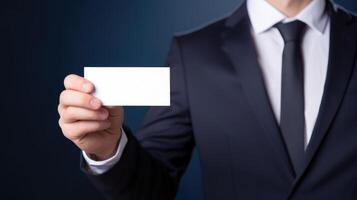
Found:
[276,21,306,175]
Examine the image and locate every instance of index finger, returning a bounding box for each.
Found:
[64,74,94,93]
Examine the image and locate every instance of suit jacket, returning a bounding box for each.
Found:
[81,1,357,199]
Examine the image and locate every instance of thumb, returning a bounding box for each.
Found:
[104,106,124,134]
[106,106,124,118]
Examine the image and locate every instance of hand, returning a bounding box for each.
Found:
[58,74,124,161]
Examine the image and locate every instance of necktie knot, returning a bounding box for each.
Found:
[275,20,306,43]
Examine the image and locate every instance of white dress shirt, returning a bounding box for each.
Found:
[83,129,128,175]
[247,0,330,146]
[84,0,330,175]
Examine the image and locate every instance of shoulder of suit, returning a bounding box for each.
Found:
[174,17,227,37]
[171,2,357,42]
[171,10,234,43]
[333,3,357,25]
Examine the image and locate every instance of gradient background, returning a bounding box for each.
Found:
[2,0,357,199]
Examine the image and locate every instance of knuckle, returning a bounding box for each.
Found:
[79,94,91,107]
[62,124,79,141]
[62,107,73,120]
[57,104,62,115]
[76,122,89,135]
[64,74,76,87]
[59,90,67,104]
[60,124,71,138]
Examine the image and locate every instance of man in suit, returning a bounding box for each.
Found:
[58,0,357,199]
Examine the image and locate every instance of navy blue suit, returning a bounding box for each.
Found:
[81,1,357,199]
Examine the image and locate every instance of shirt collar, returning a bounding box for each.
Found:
[247,0,328,35]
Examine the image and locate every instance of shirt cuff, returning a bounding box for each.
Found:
[82,129,128,175]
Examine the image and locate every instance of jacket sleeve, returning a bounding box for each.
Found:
[80,36,194,200]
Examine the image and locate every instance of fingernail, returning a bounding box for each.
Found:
[90,98,101,108]
[100,110,108,119]
[83,83,92,92]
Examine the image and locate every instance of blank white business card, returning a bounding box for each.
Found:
[84,67,170,106]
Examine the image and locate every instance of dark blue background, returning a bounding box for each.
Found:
[2,0,356,199]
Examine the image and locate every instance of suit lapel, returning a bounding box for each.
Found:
[288,2,357,196]
[220,2,295,179]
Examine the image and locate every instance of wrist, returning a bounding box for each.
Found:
[88,135,121,161]
[88,151,114,161]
